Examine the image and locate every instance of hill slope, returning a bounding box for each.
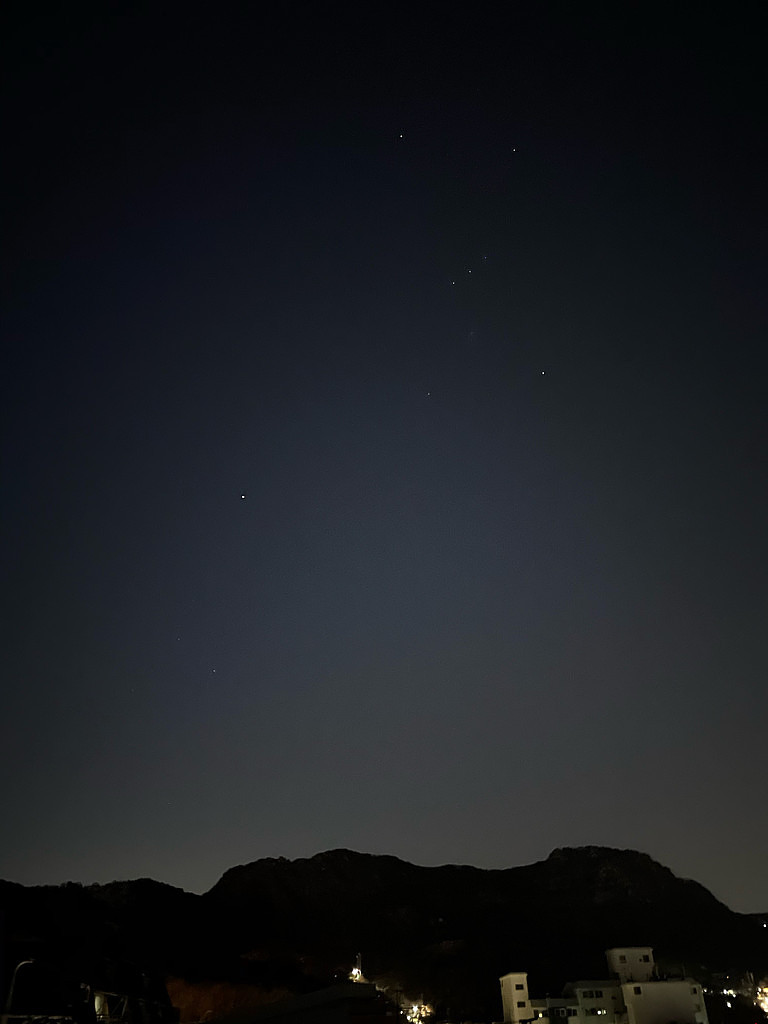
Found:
[2,847,766,1020]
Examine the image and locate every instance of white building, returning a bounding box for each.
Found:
[606,949,655,984]
[500,948,708,1024]
[500,973,534,1024]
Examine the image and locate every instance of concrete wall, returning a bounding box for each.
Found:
[606,950,655,984]
[622,980,708,1024]
[501,973,532,1023]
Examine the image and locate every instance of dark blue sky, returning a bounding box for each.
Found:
[2,5,766,911]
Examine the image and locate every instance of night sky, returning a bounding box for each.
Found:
[2,5,766,912]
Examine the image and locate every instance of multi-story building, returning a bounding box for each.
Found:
[500,948,708,1024]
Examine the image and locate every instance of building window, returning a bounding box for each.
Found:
[633,988,641,996]
[619,957,627,964]
[595,992,603,998]
[641,956,650,963]
[518,1002,527,1008]
[691,989,698,995]
[583,992,594,1000]
[516,985,525,991]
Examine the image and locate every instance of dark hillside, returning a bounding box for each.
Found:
[2,848,767,1021]
[203,847,766,1013]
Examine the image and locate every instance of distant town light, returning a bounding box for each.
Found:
[349,954,364,983]
[406,1003,433,1024]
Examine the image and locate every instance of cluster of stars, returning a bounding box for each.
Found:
[443,245,547,377]
[450,254,488,286]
